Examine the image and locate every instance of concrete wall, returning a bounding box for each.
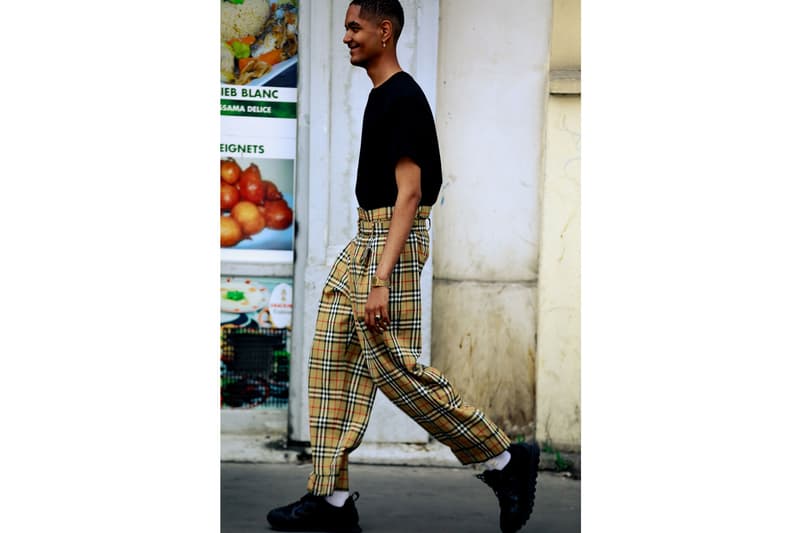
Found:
[536,94,580,450]
[535,0,581,451]
[550,0,581,70]
[431,0,553,440]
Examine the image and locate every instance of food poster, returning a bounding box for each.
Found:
[221,0,298,264]
[220,276,293,329]
[221,276,292,408]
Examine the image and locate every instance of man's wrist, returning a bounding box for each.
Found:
[372,274,391,289]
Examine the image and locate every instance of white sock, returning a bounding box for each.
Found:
[483,450,511,471]
[324,490,350,508]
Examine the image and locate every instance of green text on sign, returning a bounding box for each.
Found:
[220,99,297,118]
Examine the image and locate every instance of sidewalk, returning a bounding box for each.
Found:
[221,462,580,533]
[221,434,581,478]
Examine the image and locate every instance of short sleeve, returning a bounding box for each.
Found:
[387,94,426,169]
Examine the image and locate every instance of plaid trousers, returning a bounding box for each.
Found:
[306,206,511,495]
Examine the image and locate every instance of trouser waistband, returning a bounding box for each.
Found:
[356,205,431,230]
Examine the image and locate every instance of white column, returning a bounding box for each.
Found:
[432,0,553,440]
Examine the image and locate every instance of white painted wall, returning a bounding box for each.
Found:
[434,0,552,281]
[431,0,553,440]
[290,0,440,444]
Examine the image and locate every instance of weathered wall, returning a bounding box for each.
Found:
[431,0,553,440]
[432,281,537,438]
[536,94,581,450]
[550,0,581,70]
[535,0,581,451]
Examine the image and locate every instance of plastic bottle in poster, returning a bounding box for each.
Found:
[268,283,293,328]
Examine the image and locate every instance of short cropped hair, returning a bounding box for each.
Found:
[349,0,405,43]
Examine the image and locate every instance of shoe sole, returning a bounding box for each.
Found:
[521,442,540,531]
[504,442,540,533]
[267,524,362,533]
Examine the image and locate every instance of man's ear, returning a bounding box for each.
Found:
[379,19,393,44]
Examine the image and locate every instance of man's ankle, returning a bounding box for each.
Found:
[324,490,350,507]
[482,449,511,471]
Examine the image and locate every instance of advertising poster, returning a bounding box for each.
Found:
[220,276,293,330]
[220,0,298,264]
[221,276,293,408]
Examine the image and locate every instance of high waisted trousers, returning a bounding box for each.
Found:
[306,206,511,495]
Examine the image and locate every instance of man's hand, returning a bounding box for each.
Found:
[365,286,390,333]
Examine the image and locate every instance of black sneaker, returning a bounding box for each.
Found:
[266,492,361,533]
[476,442,540,533]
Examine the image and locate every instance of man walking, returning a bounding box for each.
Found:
[267,1,539,532]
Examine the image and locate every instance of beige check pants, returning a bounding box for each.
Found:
[306,206,511,495]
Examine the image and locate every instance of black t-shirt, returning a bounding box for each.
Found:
[355,71,443,209]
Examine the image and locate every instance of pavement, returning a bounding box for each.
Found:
[221,435,581,476]
[221,461,580,533]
